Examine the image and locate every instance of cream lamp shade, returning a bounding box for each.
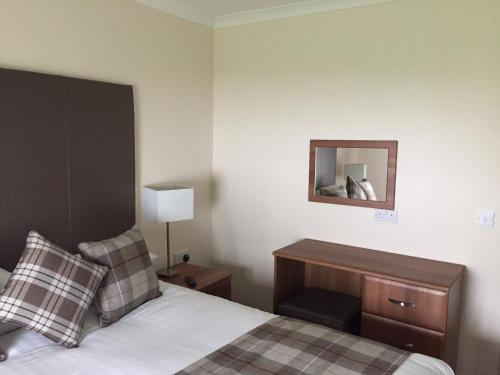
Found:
[143,185,193,223]
[143,185,194,278]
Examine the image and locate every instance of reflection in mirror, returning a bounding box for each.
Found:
[315,147,388,201]
[308,140,397,209]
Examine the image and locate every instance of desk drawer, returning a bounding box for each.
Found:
[361,313,444,358]
[362,276,447,331]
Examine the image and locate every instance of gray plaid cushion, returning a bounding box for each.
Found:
[78,226,161,327]
[346,176,368,200]
[0,231,107,348]
[358,178,378,201]
[319,184,348,198]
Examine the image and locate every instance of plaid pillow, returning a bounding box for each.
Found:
[78,226,161,327]
[0,231,107,348]
[346,176,367,200]
[319,184,348,198]
[358,178,378,201]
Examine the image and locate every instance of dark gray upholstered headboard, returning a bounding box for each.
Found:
[0,68,135,271]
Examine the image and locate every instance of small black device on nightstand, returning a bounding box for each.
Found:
[185,276,197,288]
[157,264,232,300]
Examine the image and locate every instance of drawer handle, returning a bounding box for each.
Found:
[388,298,416,308]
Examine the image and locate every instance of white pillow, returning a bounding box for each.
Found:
[149,252,159,262]
[1,267,18,351]
[0,268,10,290]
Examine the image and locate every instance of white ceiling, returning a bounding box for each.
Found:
[134,0,395,28]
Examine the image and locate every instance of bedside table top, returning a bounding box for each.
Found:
[158,263,232,292]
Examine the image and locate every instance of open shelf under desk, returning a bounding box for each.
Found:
[273,256,363,313]
[276,286,361,335]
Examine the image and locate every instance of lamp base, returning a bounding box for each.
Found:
[157,268,180,278]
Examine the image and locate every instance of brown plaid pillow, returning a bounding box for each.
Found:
[319,184,348,198]
[0,231,107,348]
[78,226,161,327]
[358,178,378,201]
[346,176,368,200]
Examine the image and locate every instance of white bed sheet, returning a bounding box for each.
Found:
[0,281,453,375]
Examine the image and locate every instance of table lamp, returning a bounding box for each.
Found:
[143,185,193,277]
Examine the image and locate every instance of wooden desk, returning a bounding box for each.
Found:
[273,239,464,368]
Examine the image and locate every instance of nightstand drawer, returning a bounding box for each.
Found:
[362,313,445,358]
[158,263,232,301]
[362,276,447,331]
[200,277,231,300]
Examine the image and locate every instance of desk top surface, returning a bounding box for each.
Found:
[273,239,464,290]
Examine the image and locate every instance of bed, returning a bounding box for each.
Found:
[0,281,453,375]
[0,67,454,374]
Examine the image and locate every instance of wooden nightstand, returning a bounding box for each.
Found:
[158,263,232,300]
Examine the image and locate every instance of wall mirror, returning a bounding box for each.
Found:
[308,140,398,209]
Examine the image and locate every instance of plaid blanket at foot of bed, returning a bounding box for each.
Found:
[176,316,409,375]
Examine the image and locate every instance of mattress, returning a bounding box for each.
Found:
[0,281,454,375]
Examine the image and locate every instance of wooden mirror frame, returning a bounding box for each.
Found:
[308,140,398,209]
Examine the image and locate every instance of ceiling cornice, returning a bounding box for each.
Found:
[214,0,396,28]
[135,0,397,29]
[134,0,214,27]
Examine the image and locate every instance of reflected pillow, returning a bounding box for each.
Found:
[358,178,377,201]
[346,176,367,200]
[319,185,348,198]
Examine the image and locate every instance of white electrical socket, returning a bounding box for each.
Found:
[475,209,495,227]
[374,209,398,224]
[174,250,189,265]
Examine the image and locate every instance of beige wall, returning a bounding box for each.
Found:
[2,0,500,373]
[213,1,500,374]
[0,0,214,267]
